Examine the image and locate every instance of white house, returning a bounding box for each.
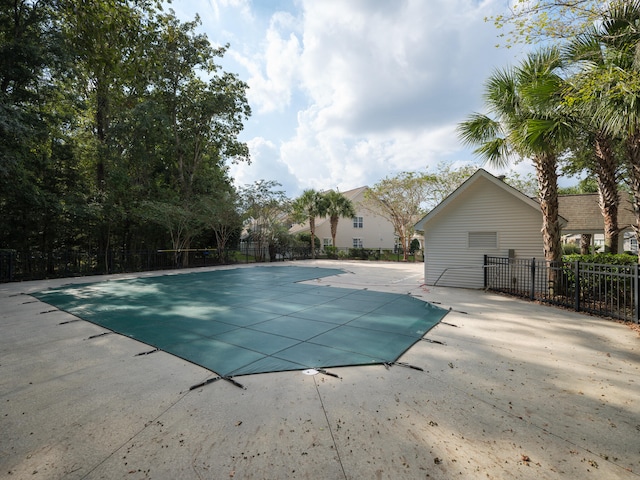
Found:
[414,169,567,289]
[289,186,398,251]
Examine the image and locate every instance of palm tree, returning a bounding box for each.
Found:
[323,190,356,250]
[292,189,327,259]
[569,1,640,258]
[563,24,625,253]
[458,47,575,289]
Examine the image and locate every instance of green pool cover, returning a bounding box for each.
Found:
[33,266,448,377]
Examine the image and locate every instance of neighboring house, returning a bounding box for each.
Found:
[289,186,398,251]
[558,194,636,253]
[414,169,567,289]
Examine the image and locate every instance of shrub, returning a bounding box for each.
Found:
[563,253,638,265]
[324,246,338,259]
[562,243,580,255]
[349,248,368,259]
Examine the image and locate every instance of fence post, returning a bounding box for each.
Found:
[483,255,488,288]
[530,258,536,300]
[635,263,639,324]
[574,260,581,312]
[9,251,15,282]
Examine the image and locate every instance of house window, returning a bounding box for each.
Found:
[394,236,402,253]
[353,238,363,248]
[323,238,332,247]
[468,231,497,249]
[353,216,363,228]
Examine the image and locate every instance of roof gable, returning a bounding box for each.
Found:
[415,168,567,230]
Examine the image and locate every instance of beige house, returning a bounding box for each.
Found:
[558,194,636,253]
[414,169,567,289]
[289,186,398,251]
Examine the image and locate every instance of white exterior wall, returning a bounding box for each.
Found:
[424,177,545,289]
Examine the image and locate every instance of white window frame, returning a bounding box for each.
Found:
[352,238,363,248]
[353,216,363,228]
[323,238,333,247]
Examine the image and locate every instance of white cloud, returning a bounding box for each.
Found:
[179,0,541,198]
[235,12,302,113]
[296,0,512,135]
[229,137,299,192]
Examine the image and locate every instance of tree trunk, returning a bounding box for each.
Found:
[330,216,338,247]
[403,235,409,262]
[580,234,592,255]
[309,217,316,259]
[535,153,562,293]
[95,75,110,273]
[594,133,619,253]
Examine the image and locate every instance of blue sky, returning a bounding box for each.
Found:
[170,0,553,197]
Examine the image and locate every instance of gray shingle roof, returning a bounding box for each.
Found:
[558,193,635,233]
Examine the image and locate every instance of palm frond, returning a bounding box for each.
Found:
[484,67,519,117]
[562,27,603,65]
[474,138,511,169]
[457,113,502,146]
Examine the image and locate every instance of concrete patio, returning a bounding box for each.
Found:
[1,260,638,479]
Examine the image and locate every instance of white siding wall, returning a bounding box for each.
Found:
[314,191,397,250]
[424,177,545,288]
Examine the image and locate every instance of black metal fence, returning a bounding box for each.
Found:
[0,244,424,283]
[0,245,317,283]
[484,255,640,324]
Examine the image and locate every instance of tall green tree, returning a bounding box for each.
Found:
[60,0,154,189]
[562,20,628,253]
[240,180,290,262]
[425,163,539,204]
[55,0,161,268]
[292,189,327,259]
[128,13,250,259]
[0,0,90,266]
[363,172,432,261]
[323,190,356,249]
[423,163,481,209]
[458,47,575,280]
[565,1,640,259]
[140,200,201,267]
[197,187,243,262]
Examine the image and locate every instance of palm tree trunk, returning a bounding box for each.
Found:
[535,153,562,294]
[330,216,338,247]
[580,234,592,254]
[594,133,619,253]
[309,218,316,259]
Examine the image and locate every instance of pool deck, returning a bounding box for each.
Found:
[1,260,639,479]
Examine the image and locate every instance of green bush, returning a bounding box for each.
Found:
[324,246,338,259]
[562,243,580,255]
[347,248,382,260]
[562,253,638,305]
[563,252,638,265]
[409,239,420,254]
[296,233,320,249]
[349,248,368,259]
